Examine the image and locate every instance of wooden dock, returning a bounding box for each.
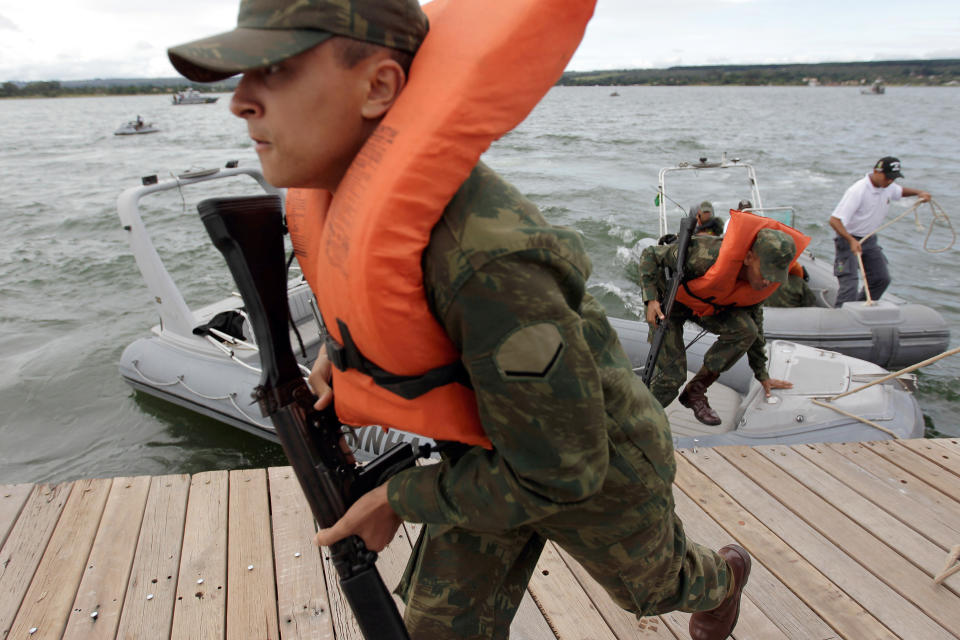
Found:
[2,438,959,639]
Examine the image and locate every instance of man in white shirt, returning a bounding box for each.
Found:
[829,157,931,306]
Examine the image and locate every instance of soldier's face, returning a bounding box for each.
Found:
[742,250,773,290]
[229,41,371,191]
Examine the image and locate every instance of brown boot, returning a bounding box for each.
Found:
[678,367,722,426]
[689,544,752,640]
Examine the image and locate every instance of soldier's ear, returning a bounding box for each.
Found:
[361,57,405,120]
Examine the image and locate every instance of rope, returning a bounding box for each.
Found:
[934,545,960,585]
[856,251,875,306]
[923,199,956,253]
[810,399,899,438]
[853,199,955,304]
[828,345,960,402]
[806,345,960,440]
[130,360,268,425]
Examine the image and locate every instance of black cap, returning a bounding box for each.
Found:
[874,156,903,179]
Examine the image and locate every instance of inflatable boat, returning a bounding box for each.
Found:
[117,165,923,459]
[631,156,949,369]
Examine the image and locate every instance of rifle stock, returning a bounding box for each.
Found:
[198,195,412,640]
[641,208,699,387]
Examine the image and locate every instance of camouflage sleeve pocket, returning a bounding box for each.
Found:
[494,322,565,380]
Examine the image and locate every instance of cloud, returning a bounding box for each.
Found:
[0,14,20,30]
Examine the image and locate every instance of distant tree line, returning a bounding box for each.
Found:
[3,59,958,98]
[559,59,960,87]
[0,80,236,99]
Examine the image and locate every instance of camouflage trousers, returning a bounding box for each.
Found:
[648,303,760,408]
[394,435,731,639]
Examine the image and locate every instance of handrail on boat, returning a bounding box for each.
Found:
[116,163,281,339]
[656,152,766,237]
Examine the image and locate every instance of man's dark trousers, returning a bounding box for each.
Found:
[834,234,890,306]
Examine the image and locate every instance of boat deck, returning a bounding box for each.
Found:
[2,438,959,639]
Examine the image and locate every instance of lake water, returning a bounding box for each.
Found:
[1,86,958,485]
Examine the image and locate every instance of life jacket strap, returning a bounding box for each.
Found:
[326,319,473,400]
[680,280,736,315]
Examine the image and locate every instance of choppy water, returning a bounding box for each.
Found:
[1,86,958,484]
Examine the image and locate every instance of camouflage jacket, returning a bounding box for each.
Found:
[764,272,817,308]
[386,162,674,530]
[627,237,768,380]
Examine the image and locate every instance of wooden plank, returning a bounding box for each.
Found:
[0,484,33,548]
[267,467,335,640]
[526,540,617,640]
[673,450,897,640]
[934,438,960,461]
[553,546,679,639]
[7,478,111,640]
[717,445,960,635]
[227,469,279,640]
[862,440,960,504]
[0,483,71,638]
[761,445,960,592]
[115,474,191,640]
[795,442,960,551]
[898,438,960,477]
[828,442,960,530]
[511,591,559,640]
[671,486,831,640]
[170,470,228,640]
[62,475,152,640]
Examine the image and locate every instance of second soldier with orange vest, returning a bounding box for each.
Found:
[629,211,806,425]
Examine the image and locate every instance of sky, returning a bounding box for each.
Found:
[1,0,959,82]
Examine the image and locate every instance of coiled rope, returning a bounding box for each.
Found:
[811,345,960,438]
[857,198,955,304]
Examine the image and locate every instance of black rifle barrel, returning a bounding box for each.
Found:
[198,195,410,640]
[641,208,699,387]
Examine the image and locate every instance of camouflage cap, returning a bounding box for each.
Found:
[167,0,429,83]
[751,228,795,285]
[698,201,714,215]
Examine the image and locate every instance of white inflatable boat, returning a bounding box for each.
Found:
[117,165,924,460]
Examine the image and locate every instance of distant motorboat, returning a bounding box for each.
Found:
[861,79,885,95]
[114,119,158,136]
[172,88,219,105]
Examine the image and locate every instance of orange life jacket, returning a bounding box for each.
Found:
[285,0,597,448]
[675,210,811,317]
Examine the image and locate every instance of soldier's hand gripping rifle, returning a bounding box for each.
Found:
[641,207,699,386]
[199,195,423,640]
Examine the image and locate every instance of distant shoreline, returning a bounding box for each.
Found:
[3,58,958,98]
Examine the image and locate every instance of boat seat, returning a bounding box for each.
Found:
[664,372,741,438]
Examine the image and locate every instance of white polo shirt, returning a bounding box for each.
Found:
[830,173,903,237]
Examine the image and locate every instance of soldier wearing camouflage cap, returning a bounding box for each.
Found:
[169,2,754,638]
[629,226,797,425]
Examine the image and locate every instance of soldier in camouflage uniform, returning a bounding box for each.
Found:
[627,231,795,425]
[169,1,753,639]
[694,201,724,236]
[764,267,817,308]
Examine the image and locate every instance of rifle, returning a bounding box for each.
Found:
[199,195,424,640]
[641,206,699,386]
